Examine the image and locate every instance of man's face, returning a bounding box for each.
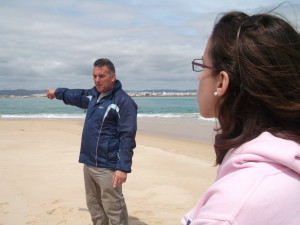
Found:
[93,66,116,93]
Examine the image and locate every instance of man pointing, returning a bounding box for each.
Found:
[46,58,137,225]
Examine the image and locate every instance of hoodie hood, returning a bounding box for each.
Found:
[219,132,300,178]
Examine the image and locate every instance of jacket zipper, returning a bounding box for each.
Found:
[95,117,105,167]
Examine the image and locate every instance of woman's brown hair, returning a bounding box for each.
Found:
[209,11,300,164]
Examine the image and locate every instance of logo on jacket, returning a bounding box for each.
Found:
[103,104,120,120]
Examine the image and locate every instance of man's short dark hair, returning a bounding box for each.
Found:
[94,58,115,73]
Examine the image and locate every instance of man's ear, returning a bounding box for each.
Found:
[216,71,229,97]
[112,73,116,82]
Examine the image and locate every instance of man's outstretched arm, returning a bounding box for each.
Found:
[45,88,91,109]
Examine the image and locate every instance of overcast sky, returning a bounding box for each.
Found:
[0,0,299,91]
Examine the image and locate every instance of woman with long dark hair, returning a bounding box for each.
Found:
[183,11,300,225]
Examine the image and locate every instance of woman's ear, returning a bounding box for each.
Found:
[216,71,229,96]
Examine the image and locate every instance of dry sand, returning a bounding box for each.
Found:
[0,119,217,225]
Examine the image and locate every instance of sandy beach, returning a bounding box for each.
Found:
[0,119,217,225]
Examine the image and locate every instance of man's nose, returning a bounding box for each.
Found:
[95,76,101,82]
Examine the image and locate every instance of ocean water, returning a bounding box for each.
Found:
[0,96,209,120]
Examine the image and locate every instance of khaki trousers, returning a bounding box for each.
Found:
[83,164,128,225]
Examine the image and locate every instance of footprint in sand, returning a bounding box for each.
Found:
[40,199,63,207]
[0,202,9,215]
[47,208,57,215]
[132,209,154,216]
[47,207,73,215]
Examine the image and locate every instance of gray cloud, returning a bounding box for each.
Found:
[0,0,299,90]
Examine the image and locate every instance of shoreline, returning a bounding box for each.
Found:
[0,119,216,225]
[0,117,217,143]
[137,117,216,143]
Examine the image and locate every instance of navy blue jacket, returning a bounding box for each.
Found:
[55,80,137,173]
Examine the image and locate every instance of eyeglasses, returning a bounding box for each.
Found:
[192,59,215,72]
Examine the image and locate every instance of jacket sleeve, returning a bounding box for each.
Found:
[55,88,91,109]
[115,97,138,173]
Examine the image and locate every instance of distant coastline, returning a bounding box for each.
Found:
[0,89,197,98]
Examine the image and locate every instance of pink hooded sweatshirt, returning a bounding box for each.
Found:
[182,132,300,225]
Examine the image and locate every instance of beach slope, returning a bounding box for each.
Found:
[0,120,216,225]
